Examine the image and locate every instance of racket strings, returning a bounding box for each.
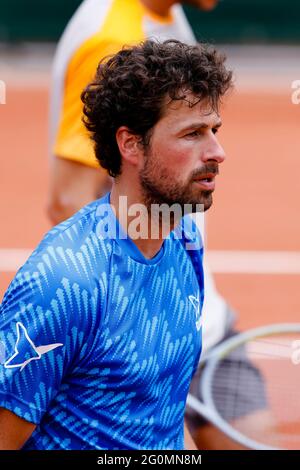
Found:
[212,357,266,422]
[206,333,300,449]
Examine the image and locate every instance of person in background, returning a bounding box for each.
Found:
[0,40,232,449]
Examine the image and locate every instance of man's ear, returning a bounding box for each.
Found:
[116,126,142,167]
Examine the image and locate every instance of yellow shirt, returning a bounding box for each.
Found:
[50,0,195,168]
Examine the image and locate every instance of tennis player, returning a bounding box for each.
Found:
[0,39,232,449]
[49,0,242,449]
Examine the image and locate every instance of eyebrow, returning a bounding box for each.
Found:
[178,121,222,134]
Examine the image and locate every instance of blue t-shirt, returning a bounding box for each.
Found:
[0,193,204,450]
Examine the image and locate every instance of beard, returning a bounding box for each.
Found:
[139,153,218,215]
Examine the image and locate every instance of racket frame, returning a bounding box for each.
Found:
[187,323,300,450]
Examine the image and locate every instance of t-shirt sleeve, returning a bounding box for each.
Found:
[0,254,94,425]
[53,38,125,168]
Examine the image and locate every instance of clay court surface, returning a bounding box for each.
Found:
[0,45,299,330]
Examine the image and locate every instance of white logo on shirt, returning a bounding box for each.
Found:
[4,322,63,371]
[189,294,202,331]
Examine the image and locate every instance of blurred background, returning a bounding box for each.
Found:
[1,0,300,43]
[0,0,299,330]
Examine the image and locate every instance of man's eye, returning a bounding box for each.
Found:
[186,131,199,137]
[212,128,219,135]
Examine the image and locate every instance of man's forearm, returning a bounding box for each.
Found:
[47,157,111,225]
[184,420,198,450]
[0,408,35,449]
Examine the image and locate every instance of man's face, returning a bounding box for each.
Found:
[182,0,219,11]
[139,94,226,213]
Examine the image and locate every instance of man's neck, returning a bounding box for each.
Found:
[140,0,176,17]
[110,182,177,260]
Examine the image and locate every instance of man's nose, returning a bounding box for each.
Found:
[201,134,226,164]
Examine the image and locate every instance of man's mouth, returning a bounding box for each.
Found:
[199,177,213,182]
[193,173,216,191]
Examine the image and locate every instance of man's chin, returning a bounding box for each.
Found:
[203,199,213,212]
[171,198,212,215]
[202,192,213,211]
[192,200,213,213]
[184,192,213,213]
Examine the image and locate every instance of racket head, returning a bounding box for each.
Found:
[188,323,300,450]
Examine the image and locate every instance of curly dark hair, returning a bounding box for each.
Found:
[82,39,233,177]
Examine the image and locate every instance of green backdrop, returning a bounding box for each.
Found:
[0,0,299,43]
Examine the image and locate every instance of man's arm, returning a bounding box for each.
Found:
[184,420,198,450]
[48,38,122,226]
[47,157,111,225]
[0,408,35,450]
[198,0,219,10]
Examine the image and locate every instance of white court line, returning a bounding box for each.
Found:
[2,44,299,92]
[0,249,32,272]
[0,248,300,274]
[207,251,300,274]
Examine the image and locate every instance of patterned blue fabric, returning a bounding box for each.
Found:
[0,193,204,450]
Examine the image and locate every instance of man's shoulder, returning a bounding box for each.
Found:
[0,199,114,331]
[39,199,103,246]
[21,198,113,286]
[56,0,144,64]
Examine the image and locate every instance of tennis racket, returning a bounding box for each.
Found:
[186,323,300,450]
